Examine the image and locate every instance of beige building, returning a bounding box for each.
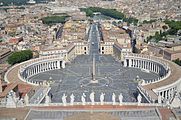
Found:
[100,41,114,54]
[113,42,132,61]
[39,20,90,62]
[146,43,181,61]
[100,21,131,57]
[0,48,11,64]
[39,42,88,62]
[74,42,88,55]
[163,45,181,61]
[163,49,181,61]
[61,20,89,42]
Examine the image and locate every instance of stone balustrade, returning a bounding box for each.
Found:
[26,101,165,107]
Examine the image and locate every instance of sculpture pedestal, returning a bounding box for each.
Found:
[100,102,104,105]
[90,80,98,83]
[6,96,16,108]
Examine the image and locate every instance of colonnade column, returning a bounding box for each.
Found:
[144,61,146,69]
[133,60,135,67]
[62,61,65,68]
[168,89,171,99]
[140,60,142,68]
[135,60,138,68]
[129,59,132,67]
[155,65,158,73]
[165,90,168,99]
[139,60,141,68]
[57,61,61,69]
[124,59,126,67]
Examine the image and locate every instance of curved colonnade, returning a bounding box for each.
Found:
[5,54,181,105]
[124,54,181,103]
[5,55,65,86]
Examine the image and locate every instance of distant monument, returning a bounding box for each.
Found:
[100,93,105,105]
[90,92,95,105]
[90,55,98,83]
[137,94,142,104]
[112,93,116,105]
[70,93,75,105]
[62,93,67,106]
[81,93,86,105]
[119,93,123,105]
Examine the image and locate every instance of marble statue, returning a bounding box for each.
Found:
[81,93,86,105]
[158,95,162,104]
[45,94,51,104]
[112,93,116,105]
[17,98,24,107]
[137,94,142,104]
[12,91,18,103]
[100,93,105,105]
[70,93,75,105]
[119,93,123,105]
[6,92,16,108]
[90,92,95,105]
[136,75,140,80]
[24,94,29,105]
[62,93,67,106]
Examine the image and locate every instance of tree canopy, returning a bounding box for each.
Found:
[80,7,138,25]
[147,20,181,42]
[164,20,181,35]
[41,15,69,25]
[173,58,181,66]
[7,50,33,65]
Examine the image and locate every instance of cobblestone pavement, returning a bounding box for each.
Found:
[29,54,159,103]
[29,23,159,103]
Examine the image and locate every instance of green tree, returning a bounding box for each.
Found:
[7,50,33,65]
[41,15,69,25]
[80,7,138,25]
[173,58,181,66]
[164,20,181,35]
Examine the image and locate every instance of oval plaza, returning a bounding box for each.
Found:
[4,23,181,108]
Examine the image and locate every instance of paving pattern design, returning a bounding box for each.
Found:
[28,55,159,103]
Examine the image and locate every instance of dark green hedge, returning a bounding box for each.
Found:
[8,50,33,65]
[41,15,69,25]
